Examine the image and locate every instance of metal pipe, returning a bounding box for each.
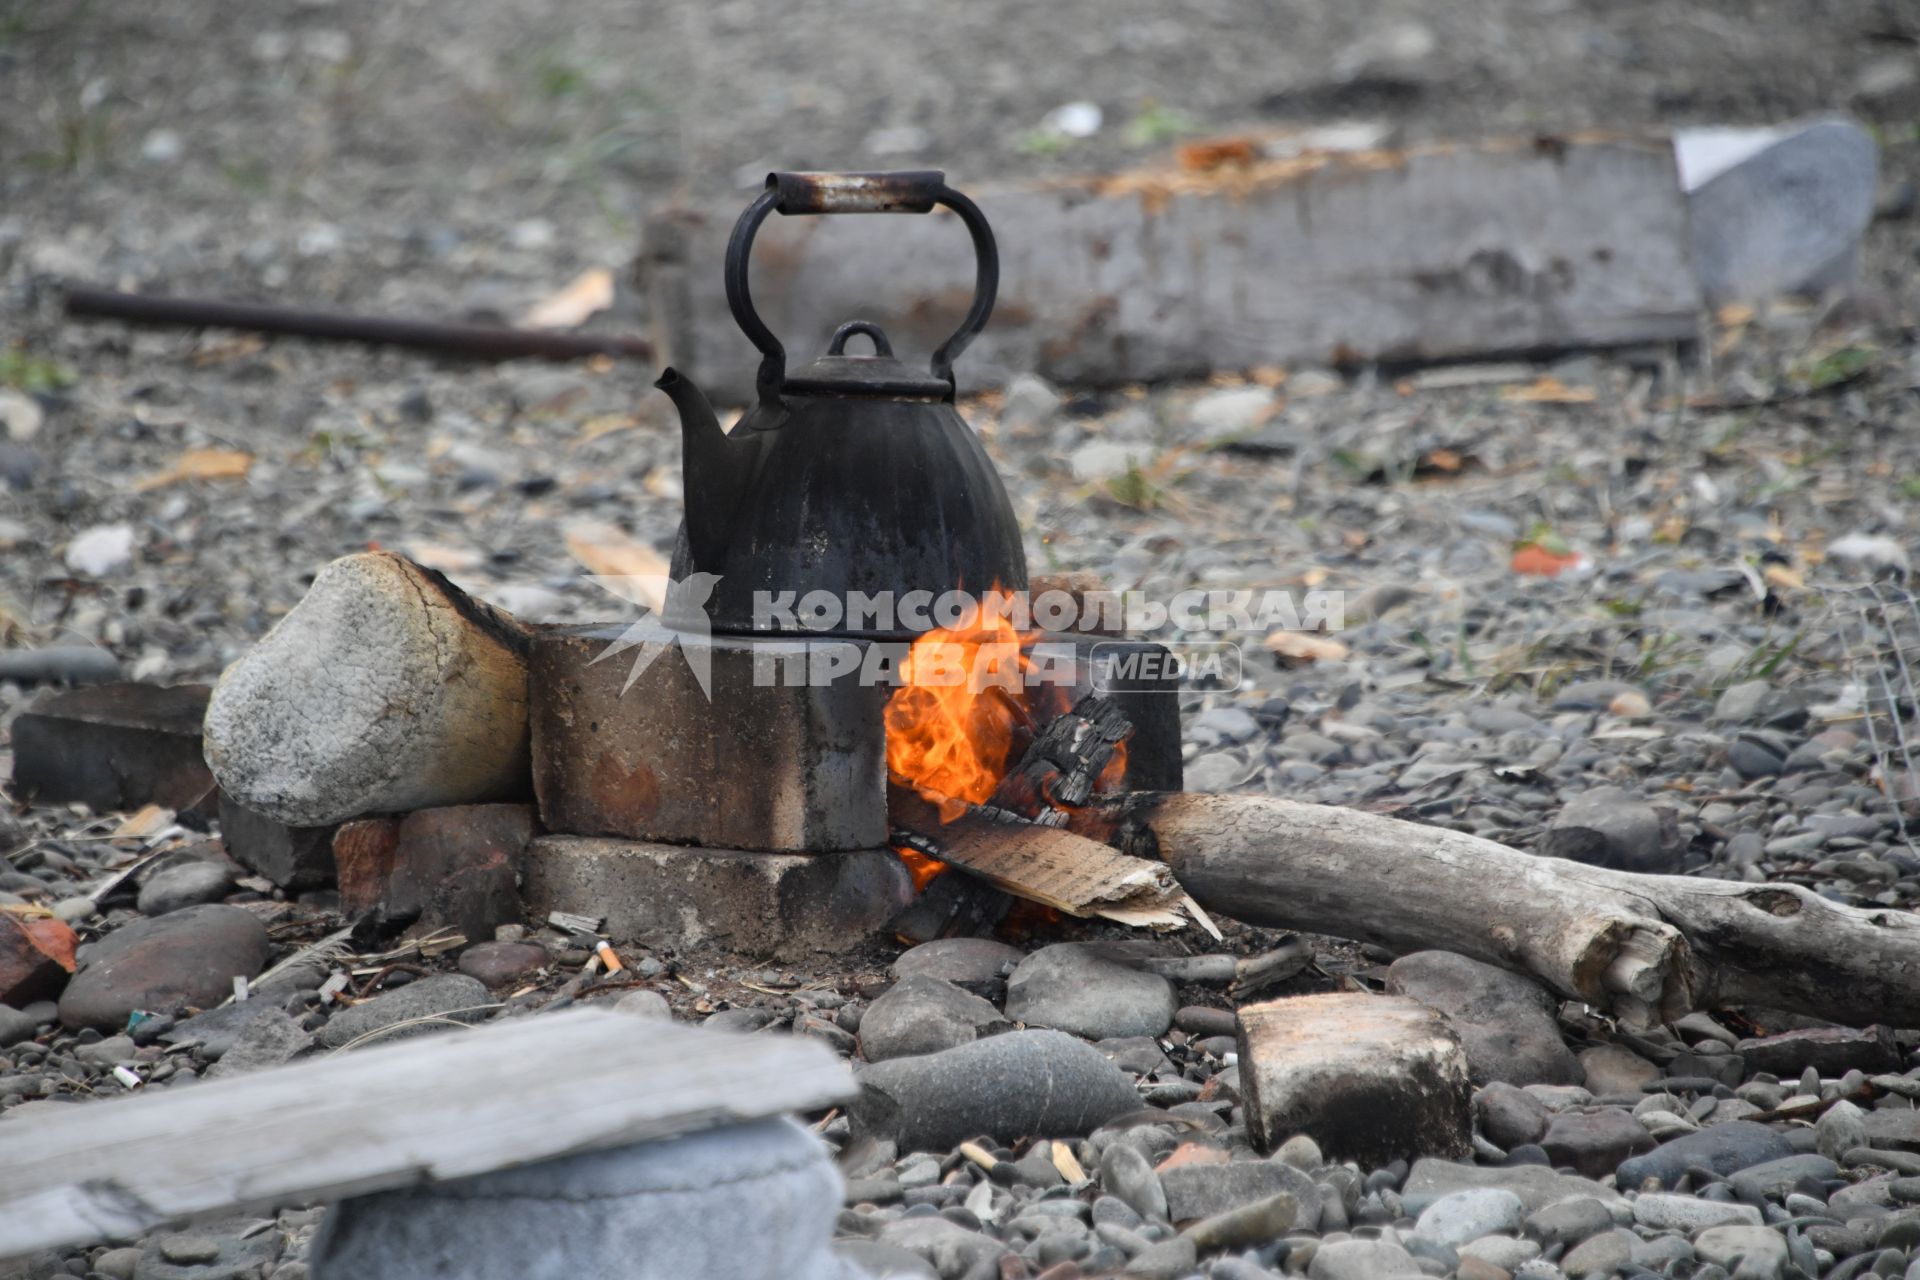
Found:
[63,284,653,363]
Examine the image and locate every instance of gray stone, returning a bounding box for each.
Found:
[136,1221,282,1280]
[1307,1238,1424,1279]
[1099,1140,1169,1223]
[1476,1082,1552,1149]
[1679,118,1879,304]
[1544,786,1675,873]
[136,861,234,916]
[457,940,551,989]
[614,990,672,1019]
[1387,951,1582,1086]
[1694,1224,1788,1279]
[1401,1159,1627,1216]
[858,975,1010,1062]
[1005,944,1176,1040]
[889,938,1026,991]
[1561,1228,1632,1278]
[1001,373,1063,428]
[1631,1192,1763,1231]
[76,1033,137,1065]
[1615,1120,1795,1190]
[1275,1133,1323,1171]
[1713,680,1774,724]
[1459,1235,1541,1271]
[850,1029,1141,1151]
[94,1246,142,1280]
[1524,1196,1616,1248]
[1159,1159,1321,1226]
[1728,1153,1839,1202]
[312,1116,856,1280]
[205,1010,314,1079]
[0,1004,37,1047]
[833,1240,936,1278]
[59,904,271,1031]
[316,973,493,1050]
[1414,1187,1527,1246]
[1821,1099,1871,1161]
[161,998,291,1058]
[875,1217,1007,1276]
[1540,1108,1655,1178]
[1578,1042,1662,1096]
[1122,1235,1197,1278]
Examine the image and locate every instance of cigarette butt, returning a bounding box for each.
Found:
[1050,1142,1087,1184]
[113,1065,143,1089]
[596,940,624,973]
[958,1141,997,1171]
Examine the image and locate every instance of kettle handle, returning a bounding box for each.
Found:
[724,170,998,401]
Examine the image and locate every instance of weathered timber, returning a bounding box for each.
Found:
[643,134,1701,399]
[0,1008,851,1259]
[1068,792,1920,1028]
[204,552,531,827]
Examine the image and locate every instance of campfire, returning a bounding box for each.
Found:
[882,607,1137,911]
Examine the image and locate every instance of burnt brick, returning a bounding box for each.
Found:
[218,791,337,891]
[9,683,215,815]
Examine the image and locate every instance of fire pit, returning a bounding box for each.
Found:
[521,171,1186,958]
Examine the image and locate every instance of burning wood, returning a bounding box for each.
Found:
[892,810,1194,930]
[885,641,1208,932]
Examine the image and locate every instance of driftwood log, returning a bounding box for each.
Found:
[1070,792,1920,1029]
[204,553,531,827]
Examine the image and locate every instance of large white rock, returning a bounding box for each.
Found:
[204,552,530,826]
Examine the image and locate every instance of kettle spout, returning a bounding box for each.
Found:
[655,367,755,575]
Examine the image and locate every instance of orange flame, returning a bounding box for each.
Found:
[884,606,1036,822]
[884,595,1126,825]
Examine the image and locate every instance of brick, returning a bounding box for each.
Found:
[333,819,403,917]
[218,791,337,891]
[529,625,888,853]
[1237,993,1472,1165]
[332,807,532,943]
[9,683,214,815]
[523,835,912,961]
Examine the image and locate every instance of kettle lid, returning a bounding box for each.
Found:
[783,321,952,399]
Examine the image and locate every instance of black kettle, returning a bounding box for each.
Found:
[656,170,1028,636]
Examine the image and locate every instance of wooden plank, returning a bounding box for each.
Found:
[0,1008,853,1259]
[642,133,1701,402]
